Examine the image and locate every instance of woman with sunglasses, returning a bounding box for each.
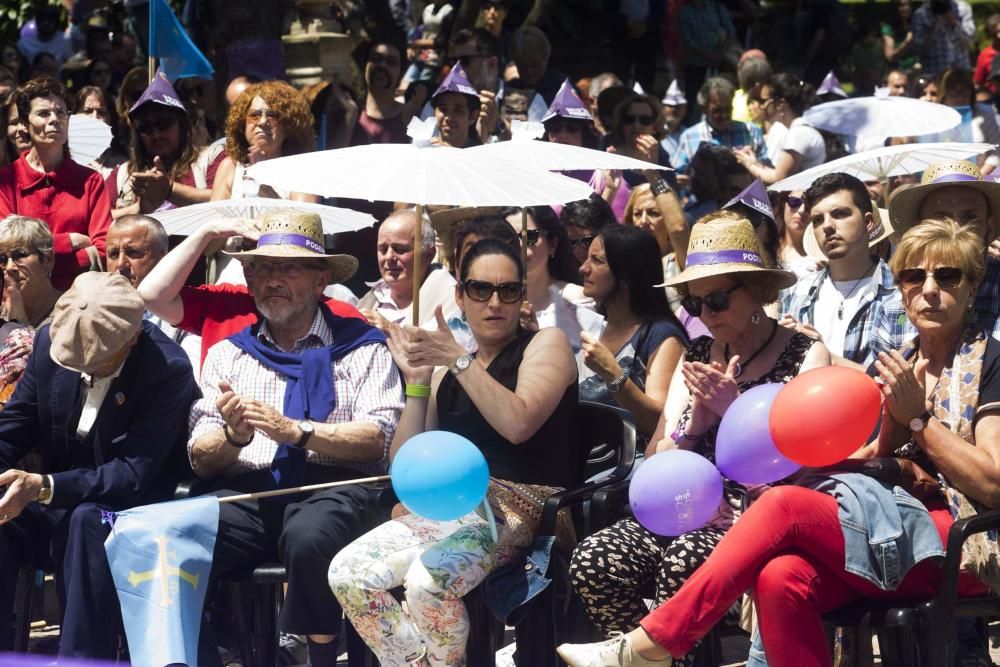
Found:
[567,214,830,664]
[504,206,602,353]
[107,73,224,219]
[560,216,1000,667]
[560,194,616,268]
[0,77,111,290]
[773,189,821,279]
[578,225,687,437]
[330,238,578,666]
[211,81,319,202]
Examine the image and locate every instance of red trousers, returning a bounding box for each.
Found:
[639,485,988,667]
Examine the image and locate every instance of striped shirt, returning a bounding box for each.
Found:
[188,308,403,476]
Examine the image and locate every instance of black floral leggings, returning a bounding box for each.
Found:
[568,517,725,666]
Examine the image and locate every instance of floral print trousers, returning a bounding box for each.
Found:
[328,510,514,666]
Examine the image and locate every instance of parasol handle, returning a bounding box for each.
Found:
[520,207,529,294]
[218,475,391,504]
[413,204,423,326]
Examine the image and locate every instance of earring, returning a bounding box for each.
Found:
[461,310,467,322]
[751,311,762,325]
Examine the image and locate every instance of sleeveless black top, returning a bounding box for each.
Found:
[437,330,580,488]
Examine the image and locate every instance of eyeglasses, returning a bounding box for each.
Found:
[246,109,281,124]
[457,54,490,69]
[244,261,327,278]
[681,284,742,316]
[463,279,524,303]
[568,235,595,249]
[523,229,542,246]
[622,114,654,126]
[544,118,583,134]
[0,249,35,267]
[136,116,176,135]
[896,266,964,290]
[787,195,805,211]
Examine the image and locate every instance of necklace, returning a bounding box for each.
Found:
[725,318,778,378]
[833,259,875,319]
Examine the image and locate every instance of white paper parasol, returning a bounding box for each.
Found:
[802,96,962,144]
[68,114,113,166]
[151,197,377,236]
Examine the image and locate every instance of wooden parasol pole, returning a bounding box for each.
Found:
[218,475,390,504]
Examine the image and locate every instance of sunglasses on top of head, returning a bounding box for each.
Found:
[680,284,742,316]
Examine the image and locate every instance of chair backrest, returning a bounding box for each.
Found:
[576,401,637,483]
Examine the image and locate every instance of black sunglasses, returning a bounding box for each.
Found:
[463,279,524,303]
[681,284,742,316]
[136,116,176,135]
[897,266,964,289]
[545,118,583,134]
[0,249,34,267]
[523,229,542,246]
[787,195,805,211]
[622,114,654,126]
[569,235,595,249]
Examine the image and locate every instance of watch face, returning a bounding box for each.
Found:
[456,355,471,370]
[299,421,314,435]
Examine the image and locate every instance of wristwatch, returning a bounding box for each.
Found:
[295,420,315,448]
[606,370,629,393]
[450,354,474,376]
[909,411,933,433]
[37,475,52,504]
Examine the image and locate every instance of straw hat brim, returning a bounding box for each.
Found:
[657,263,797,289]
[889,180,1000,237]
[803,207,893,260]
[226,246,358,285]
[429,206,508,236]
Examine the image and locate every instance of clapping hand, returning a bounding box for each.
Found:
[683,356,741,420]
[385,320,434,385]
[874,350,930,427]
[398,306,466,370]
[216,379,254,443]
[580,331,622,383]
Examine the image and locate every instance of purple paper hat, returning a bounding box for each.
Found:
[661,79,685,107]
[128,71,186,118]
[817,70,848,98]
[542,78,592,123]
[432,63,479,101]
[723,179,774,221]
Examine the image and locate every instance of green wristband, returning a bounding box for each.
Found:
[405,383,431,398]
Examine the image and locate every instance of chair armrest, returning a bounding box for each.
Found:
[174,476,218,499]
[934,508,1000,606]
[538,469,634,537]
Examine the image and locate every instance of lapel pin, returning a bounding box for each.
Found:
[114,392,126,406]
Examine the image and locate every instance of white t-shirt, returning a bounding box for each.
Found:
[777,118,826,171]
[812,269,881,358]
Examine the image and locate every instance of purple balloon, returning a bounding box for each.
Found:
[716,383,801,485]
[20,20,37,40]
[629,450,723,536]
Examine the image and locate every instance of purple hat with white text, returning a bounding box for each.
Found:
[542,78,593,123]
[432,62,479,102]
[128,71,187,118]
[723,179,774,222]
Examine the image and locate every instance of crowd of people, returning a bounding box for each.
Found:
[1,1,1000,667]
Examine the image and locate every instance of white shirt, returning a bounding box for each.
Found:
[812,269,881,358]
[776,118,826,171]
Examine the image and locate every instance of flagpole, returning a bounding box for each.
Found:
[148,57,155,84]
[412,203,423,326]
[218,475,391,504]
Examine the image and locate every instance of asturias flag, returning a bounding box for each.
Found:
[104,496,219,667]
[148,0,214,81]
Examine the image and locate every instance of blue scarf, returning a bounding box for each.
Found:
[228,306,386,488]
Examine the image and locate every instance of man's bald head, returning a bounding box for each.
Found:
[226,75,258,107]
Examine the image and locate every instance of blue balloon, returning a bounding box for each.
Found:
[629,450,723,536]
[716,383,801,485]
[391,431,490,521]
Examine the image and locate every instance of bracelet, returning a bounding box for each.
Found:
[649,178,670,197]
[223,423,253,448]
[670,421,705,444]
[405,383,431,398]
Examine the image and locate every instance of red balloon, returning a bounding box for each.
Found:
[769,366,882,466]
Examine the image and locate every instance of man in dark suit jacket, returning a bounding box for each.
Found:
[0,272,199,659]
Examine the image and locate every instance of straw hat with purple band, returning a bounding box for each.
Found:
[226,211,358,285]
[128,70,186,118]
[658,216,797,288]
[542,78,593,123]
[50,273,145,376]
[432,62,479,103]
[817,70,848,98]
[803,202,894,260]
[723,179,774,223]
[888,159,1000,237]
[661,80,686,107]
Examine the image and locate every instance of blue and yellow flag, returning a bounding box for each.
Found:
[104,496,219,667]
[148,0,214,81]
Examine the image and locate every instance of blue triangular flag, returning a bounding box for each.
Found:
[149,0,214,81]
[104,496,219,666]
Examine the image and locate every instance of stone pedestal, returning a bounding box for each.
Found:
[283,1,359,87]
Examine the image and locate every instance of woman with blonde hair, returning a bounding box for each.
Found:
[211,80,319,201]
